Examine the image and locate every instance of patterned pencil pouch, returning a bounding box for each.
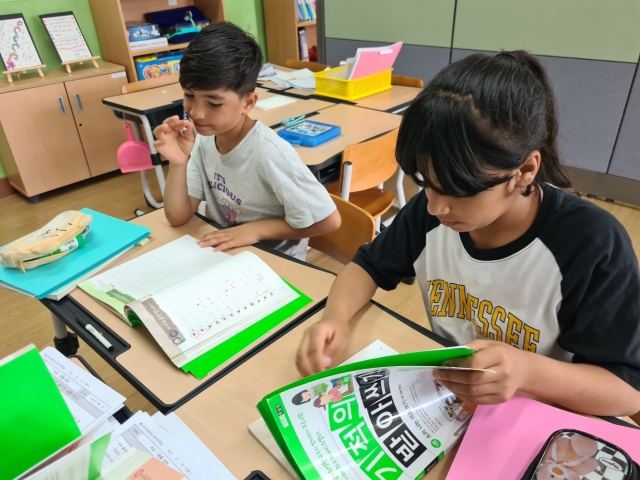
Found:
[521,429,639,480]
[0,210,92,273]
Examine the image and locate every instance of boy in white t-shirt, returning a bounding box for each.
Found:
[153,22,340,260]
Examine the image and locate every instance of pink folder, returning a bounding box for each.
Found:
[447,395,640,479]
[348,42,403,80]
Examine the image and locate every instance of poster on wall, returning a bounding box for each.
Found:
[0,13,44,72]
[40,11,93,63]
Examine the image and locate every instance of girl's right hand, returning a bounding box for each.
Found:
[153,116,195,166]
[296,318,351,377]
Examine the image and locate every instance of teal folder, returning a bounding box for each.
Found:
[0,208,150,299]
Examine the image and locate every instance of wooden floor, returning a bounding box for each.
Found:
[2,169,640,418]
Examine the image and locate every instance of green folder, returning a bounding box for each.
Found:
[0,345,81,480]
[182,282,313,380]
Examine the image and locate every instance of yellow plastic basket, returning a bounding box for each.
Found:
[314,67,393,101]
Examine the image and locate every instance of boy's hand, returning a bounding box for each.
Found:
[432,339,531,405]
[197,224,261,251]
[296,319,351,377]
[153,116,195,165]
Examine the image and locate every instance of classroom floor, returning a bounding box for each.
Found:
[2,169,640,418]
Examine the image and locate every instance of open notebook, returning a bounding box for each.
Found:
[79,235,311,379]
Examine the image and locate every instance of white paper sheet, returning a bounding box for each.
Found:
[255,95,297,111]
[104,411,236,480]
[41,347,126,434]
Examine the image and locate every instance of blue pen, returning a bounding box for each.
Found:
[281,115,306,127]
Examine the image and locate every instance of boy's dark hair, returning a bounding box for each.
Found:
[291,391,310,405]
[397,50,572,197]
[180,21,263,96]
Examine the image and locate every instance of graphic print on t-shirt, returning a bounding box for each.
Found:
[207,172,242,226]
[424,279,541,353]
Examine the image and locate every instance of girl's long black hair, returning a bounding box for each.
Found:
[397,50,573,197]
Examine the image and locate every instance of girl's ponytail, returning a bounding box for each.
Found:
[512,52,574,193]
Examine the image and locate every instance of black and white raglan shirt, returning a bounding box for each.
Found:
[353,184,640,390]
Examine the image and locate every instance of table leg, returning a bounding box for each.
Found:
[52,313,79,355]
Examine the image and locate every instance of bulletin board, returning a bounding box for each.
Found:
[0,14,44,72]
[40,11,93,63]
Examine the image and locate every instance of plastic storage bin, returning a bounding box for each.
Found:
[314,66,393,101]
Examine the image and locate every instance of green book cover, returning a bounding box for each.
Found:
[257,347,475,480]
[0,345,82,480]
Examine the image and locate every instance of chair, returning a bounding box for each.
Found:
[391,75,424,88]
[121,74,180,94]
[284,59,329,72]
[309,194,376,265]
[327,128,402,232]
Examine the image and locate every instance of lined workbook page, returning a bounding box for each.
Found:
[82,235,230,316]
[130,250,299,365]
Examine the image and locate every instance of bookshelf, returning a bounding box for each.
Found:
[264,0,318,65]
[89,0,226,81]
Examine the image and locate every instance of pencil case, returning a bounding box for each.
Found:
[277,120,341,147]
[521,429,639,480]
[0,210,92,273]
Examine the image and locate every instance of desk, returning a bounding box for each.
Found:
[251,88,336,127]
[42,209,336,413]
[174,302,455,479]
[354,84,421,113]
[280,103,403,184]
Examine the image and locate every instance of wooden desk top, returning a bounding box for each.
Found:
[175,303,454,479]
[102,81,182,115]
[0,61,125,94]
[279,103,402,168]
[250,88,335,127]
[354,84,420,112]
[68,209,335,408]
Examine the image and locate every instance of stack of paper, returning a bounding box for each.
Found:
[343,42,403,80]
[41,347,126,435]
[103,411,235,479]
[0,208,151,299]
[0,345,83,479]
[263,68,317,91]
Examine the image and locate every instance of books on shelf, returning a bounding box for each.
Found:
[296,0,316,21]
[298,29,309,61]
[78,235,311,379]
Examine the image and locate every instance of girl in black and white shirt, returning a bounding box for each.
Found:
[296,51,640,417]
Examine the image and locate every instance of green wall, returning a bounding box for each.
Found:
[453,0,640,63]
[325,0,455,48]
[224,0,267,60]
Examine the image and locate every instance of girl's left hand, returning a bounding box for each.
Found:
[197,224,261,251]
[432,339,532,405]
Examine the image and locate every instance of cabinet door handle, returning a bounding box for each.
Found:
[73,94,83,112]
[57,97,67,116]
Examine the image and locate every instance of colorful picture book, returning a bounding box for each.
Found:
[257,347,478,479]
[79,235,311,379]
[0,14,43,72]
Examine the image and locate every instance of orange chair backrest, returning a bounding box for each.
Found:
[391,75,424,88]
[122,74,180,94]
[284,59,329,72]
[309,194,376,265]
[340,128,399,193]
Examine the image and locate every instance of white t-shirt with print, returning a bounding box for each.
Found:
[186,120,336,260]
